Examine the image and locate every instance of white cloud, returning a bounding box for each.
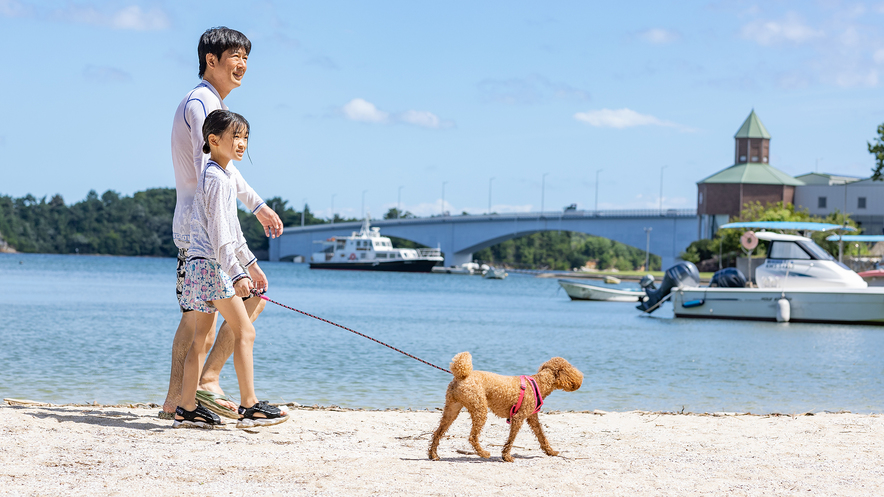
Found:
[53,4,169,31]
[109,6,169,30]
[573,108,684,130]
[740,13,823,46]
[342,98,389,123]
[398,110,441,128]
[638,28,681,44]
[341,98,452,129]
[874,48,884,64]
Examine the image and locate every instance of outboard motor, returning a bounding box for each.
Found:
[710,267,747,288]
[639,274,656,291]
[637,261,700,312]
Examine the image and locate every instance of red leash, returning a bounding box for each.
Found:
[254,291,452,375]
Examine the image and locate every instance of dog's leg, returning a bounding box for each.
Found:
[527,414,558,457]
[501,415,526,463]
[428,401,462,461]
[466,405,491,459]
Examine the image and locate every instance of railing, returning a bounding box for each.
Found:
[416,248,443,258]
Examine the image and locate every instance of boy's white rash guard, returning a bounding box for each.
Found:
[170,80,265,249]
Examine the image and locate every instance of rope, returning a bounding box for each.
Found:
[254,292,452,375]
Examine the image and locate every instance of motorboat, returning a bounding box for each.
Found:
[483,267,508,279]
[432,262,482,275]
[858,269,884,287]
[638,223,884,324]
[558,279,646,302]
[310,218,443,272]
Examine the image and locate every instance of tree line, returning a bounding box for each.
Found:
[0,188,657,270]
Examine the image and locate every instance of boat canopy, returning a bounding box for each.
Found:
[825,235,884,242]
[720,221,857,232]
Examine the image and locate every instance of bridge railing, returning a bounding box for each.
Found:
[420,209,697,220]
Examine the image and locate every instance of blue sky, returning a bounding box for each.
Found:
[3,0,884,219]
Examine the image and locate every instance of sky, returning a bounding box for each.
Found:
[2,0,884,219]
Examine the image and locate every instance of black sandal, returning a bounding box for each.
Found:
[172,404,223,429]
[236,401,289,428]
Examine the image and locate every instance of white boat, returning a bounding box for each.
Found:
[310,218,443,272]
[483,267,508,279]
[432,262,481,275]
[558,279,647,302]
[644,230,884,324]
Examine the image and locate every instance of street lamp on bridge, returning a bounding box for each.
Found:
[397,186,404,219]
[659,165,668,213]
[441,181,448,216]
[541,173,549,214]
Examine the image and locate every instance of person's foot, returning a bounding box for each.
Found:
[236,401,289,428]
[198,383,237,411]
[161,397,178,419]
[195,390,240,419]
[172,405,222,429]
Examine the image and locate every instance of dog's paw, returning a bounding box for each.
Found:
[502,453,514,463]
[545,449,559,457]
[428,451,440,461]
[477,449,491,459]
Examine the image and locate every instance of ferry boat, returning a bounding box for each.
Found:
[310,218,443,272]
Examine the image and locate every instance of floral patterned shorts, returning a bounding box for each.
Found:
[182,258,235,314]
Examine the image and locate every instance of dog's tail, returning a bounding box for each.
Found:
[450,351,473,381]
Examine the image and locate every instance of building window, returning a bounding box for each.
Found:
[858,197,867,209]
[818,197,827,209]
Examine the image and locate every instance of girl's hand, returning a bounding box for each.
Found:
[234,277,253,298]
[248,263,268,293]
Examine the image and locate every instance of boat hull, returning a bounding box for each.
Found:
[672,287,884,324]
[558,279,646,302]
[310,260,440,272]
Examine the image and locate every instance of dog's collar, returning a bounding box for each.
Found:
[507,375,543,424]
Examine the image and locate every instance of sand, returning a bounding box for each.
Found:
[1,401,882,496]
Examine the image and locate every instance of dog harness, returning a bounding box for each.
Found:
[507,375,543,424]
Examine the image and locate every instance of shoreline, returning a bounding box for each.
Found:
[3,401,882,495]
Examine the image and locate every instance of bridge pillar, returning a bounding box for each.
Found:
[445,251,472,267]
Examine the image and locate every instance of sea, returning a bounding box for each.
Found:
[1,252,882,414]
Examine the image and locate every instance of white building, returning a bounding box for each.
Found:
[793,173,884,235]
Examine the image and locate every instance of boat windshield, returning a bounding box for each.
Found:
[800,240,834,261]
[769,241,811,260]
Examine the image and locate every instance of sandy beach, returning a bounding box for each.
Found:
[1,401,882,496]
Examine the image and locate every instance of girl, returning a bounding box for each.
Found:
[174,109,288,429]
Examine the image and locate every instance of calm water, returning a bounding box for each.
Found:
[1,253,882,413]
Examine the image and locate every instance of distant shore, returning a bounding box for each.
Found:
[2,401,882,495]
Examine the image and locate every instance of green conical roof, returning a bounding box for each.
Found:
[734,110,771,139]
[697,163,803,185]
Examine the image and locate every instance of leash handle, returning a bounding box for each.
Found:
[254,291,452,375]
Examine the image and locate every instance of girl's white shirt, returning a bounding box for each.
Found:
[171,80,265,249]
[189,160,257,281]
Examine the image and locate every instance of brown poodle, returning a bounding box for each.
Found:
[428,351,583,462]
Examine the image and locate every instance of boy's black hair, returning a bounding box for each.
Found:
[198,27,251,79]
[202,110,250,154]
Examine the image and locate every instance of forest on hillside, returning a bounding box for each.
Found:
[0,188,658,270]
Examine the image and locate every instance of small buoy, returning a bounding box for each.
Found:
[776,298,790,322]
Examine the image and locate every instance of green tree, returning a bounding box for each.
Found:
[869,123,884,181]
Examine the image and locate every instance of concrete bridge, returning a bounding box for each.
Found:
[269,209,700,269]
